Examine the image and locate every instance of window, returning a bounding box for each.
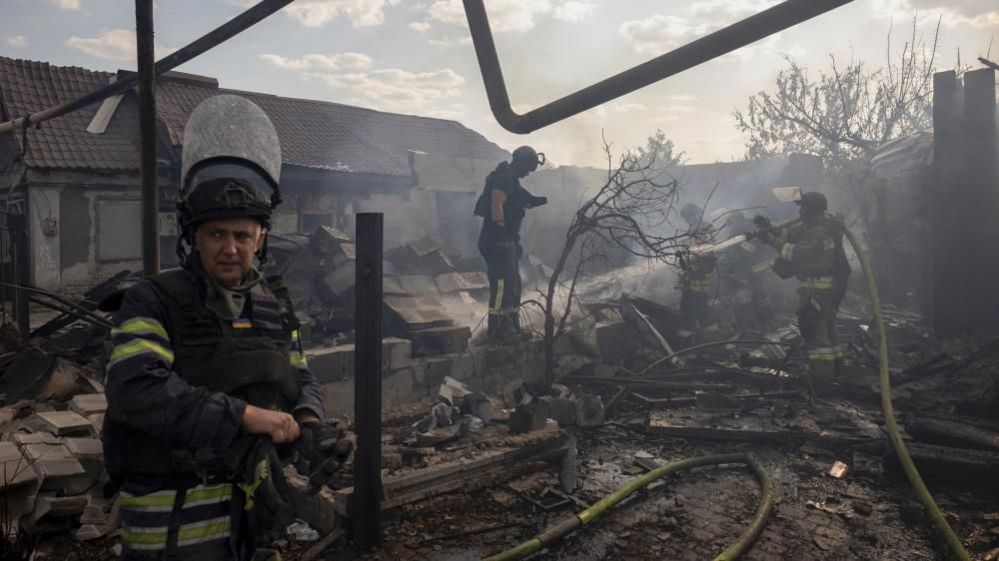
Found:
[97,199,142,261]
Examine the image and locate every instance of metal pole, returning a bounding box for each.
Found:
[0,0,296,135]
[136,0,159,276]
[353,212,383,550]
[463,0,855,133]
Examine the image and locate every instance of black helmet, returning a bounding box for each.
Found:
[177,95,282,265]
[512,145,546,172]
[795,192,828,214]
[680,203,703,224]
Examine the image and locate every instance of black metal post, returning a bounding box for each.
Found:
[136,0,159,276]
[12,215,29,337]
[353,212,383,550]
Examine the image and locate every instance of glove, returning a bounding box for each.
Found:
[526,195,548,208]
[226,436,294,543]
[295,420,354,491]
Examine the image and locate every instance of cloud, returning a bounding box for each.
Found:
[871,0,999,27]
[48,0,80,10]
[428,0,596,32]
[407,21,432,32]
[689,0,780,18]
[234,0,387,28]
[427,35,473,48]
[5,35,28,48]
[65,29,176,62]
[318,68,466,114]
[259,52,374,71]
[553,1,596,22]
[619,15,704,54]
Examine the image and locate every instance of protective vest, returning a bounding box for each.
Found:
[475,162,545,243]
[104,269,301,479]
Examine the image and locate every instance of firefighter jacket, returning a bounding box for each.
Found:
[677,228,717,294]
[475,161,546,246]
[103,267,325,480]
[774,213,851,294]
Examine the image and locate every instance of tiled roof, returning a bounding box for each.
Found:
[0,56,509,177]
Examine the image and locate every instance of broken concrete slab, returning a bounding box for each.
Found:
[11,431,62,446]
[434,272,489,294]
[305,345,355,383]
[68,394,107,417]
[398,275,441,296]
[33,493,87,521]
[318,264,356,305]
[384,337,413,370]
[0,442,38,490]
[509,401,552,434]
[574,320,643,361]
[37,411,92,436]
[65,438,104,481]
[384,296,454,332]
[22,443,72,461]
[34,457,91,494]
[410,326,471,356]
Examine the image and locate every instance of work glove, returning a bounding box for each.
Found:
[295,420,354,491]
[225,435,295,543]
[526,194,548,208]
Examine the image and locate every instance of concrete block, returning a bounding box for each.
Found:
[320,380,354,418]
[542,396,577,427]
[509,401,551,434]
[305,345,355,383]
[23,443,72,461]
[383,337,413,370]
[87,413,105,437]
[65,438,105,482]
[449,353,475,381]
[33,493,88,521]
[34,457,91,494]
[424,355,457,388]
[410,326,471,356]
[37,411,93,436]
[382,369,418,408]
[68,394,107,416]
[12,432,61,446]
[0,442,38,490]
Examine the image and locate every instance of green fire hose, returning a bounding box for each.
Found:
[843,227,970,561]
[484,453,773,561]
[483,226,969,561]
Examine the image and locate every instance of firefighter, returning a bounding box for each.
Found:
[676,203,718,339]
[719,211,773,331]
[475,145,547,342]
[103,95,349,560]
[760,191,851,380]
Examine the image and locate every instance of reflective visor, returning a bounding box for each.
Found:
[185,163,275,202]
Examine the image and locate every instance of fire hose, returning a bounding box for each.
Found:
[482,226,970,561]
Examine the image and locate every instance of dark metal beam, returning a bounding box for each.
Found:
[463,0,856,134]
[0,0,295,135]
[136,0,159,276]
[353,212,383,550]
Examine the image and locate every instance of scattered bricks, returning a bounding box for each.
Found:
[319,264,356,304]
[424,355,457,388]
[12,431,61,446]
[35,457,91,494]
[0,442,38,491]
[449,353,475,381]
[87,414,105,437]
[0,407,15,426]
[69,394,107,417]
[23,443,72,461]
[33,493,88,522]
[305,345,355,383]
[79,502,108,526]
[409,326,471,356]
[384,337,413,370]
[75,525,108,542]
[542,397,577,427]
[575,394,605,428]
[65,438,104,481]
[398,275,440,296]
[509,401,551,434]
[36,411,92,436]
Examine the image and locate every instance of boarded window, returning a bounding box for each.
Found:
[97,199,142,261]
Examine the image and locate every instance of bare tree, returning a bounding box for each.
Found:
[733,18,938,175]
[529,131,688,384]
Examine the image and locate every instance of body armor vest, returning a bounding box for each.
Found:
[104,268,301,479]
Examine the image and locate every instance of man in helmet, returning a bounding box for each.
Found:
[760,191,851,381]
[676,203,718,340]
[103,95,341,560]
[474,145,548,342]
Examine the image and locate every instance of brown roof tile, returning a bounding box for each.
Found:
[1,56,509,178]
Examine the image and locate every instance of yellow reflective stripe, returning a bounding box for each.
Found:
[109,338,174,368]
[780,243,795,260]
[799,277,834,290]
[112,317,168,341]
[491,279,505,314]
[120,489,177,509]
[185,484,232,507]
[290,353,308,369]
[122,526,169,547]
[177,517,231,546]
[823,238,835,252]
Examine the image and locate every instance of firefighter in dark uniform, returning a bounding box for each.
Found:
[676,203,718,339]
[475,146,547,342]
[761,191,851,380]
[103,95,348,560]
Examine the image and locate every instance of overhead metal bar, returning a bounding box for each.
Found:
[462,0,855,134]
[0,0,295,135]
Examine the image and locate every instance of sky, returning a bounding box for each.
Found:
[1,0,996,168]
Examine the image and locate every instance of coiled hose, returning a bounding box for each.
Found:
[483,226,969,561]
[843,227,969,561]
[484,453,773,561]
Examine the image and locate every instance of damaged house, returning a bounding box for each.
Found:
[0,56,509,293]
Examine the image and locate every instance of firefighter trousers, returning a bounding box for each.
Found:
[480,240,522,337]
[796,285,843,380]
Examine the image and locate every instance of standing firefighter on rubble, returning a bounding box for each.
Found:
[475,145,548,343]
[759,191,851,380]
[676,203,718,340]
[102,95,351,561]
